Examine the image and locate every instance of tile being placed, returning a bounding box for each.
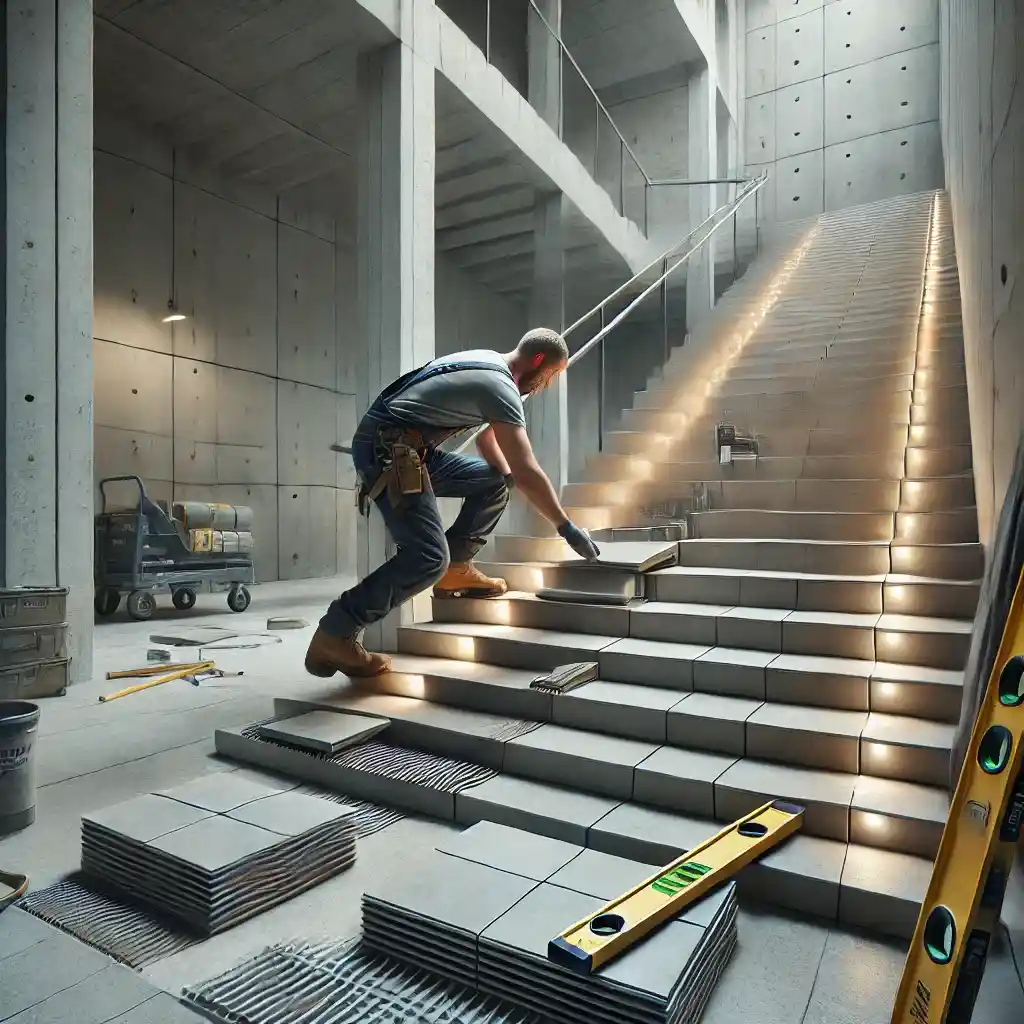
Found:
[436,820,582,882]
[256,711,390,754]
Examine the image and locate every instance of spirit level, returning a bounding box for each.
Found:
[548,799,804,974]
[891,568,1024,1024]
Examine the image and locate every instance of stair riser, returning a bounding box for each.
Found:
[883,581,979,619]
[651,573,882,614]
[708,373,915,398]
[687,510,895,542]
[399,628,600,673]
[894,510,978,544]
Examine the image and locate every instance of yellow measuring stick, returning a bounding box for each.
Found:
[105,661,212,681]
[548,799,804,974]
[99,661,216,703]
[891,568,1024,1024]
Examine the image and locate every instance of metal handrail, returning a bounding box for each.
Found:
[522,0,650,186]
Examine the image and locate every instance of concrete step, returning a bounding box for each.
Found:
[399,623,965,721]
[217,720,934,940]
[479,561,977,619]
[256,687,947,860]
[674,536,984,580]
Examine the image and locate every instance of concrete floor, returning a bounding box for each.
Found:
[0,578,1021,1023]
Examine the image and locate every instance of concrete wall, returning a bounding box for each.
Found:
[435,251,529,356]
[92,117,358,585]
[939,0,1023,546]
[744,0,945,222]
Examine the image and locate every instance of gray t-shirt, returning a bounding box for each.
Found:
[386,350,526,440]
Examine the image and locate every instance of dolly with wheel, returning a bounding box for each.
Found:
[93,476,256,621]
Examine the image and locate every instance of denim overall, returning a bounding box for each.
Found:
[321,360,513,639]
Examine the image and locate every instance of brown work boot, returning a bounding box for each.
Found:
[304,627,391,679]
[433,562,508,599]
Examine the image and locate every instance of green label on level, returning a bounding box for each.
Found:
[650,861,711,896]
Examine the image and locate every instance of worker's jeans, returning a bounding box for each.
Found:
[321,437,510,639]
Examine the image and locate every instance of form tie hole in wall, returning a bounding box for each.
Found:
[24,395,34,403]
[900,173,907,180]
[901,101,909,107]
[901,140,908,146]
[794,59,800,66]
[1002,265,1009,285]
[902,66,907,71]
[793,196,801,202]
[132,388,138,395]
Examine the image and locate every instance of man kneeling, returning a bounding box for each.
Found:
[306,328,602,678]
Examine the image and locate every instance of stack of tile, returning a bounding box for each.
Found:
[478,880,738,1024]
[81,771,357,934]
[361,821,737,1024]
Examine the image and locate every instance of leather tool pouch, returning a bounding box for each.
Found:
[393,444,425,496]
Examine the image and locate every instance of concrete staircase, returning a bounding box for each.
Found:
[221,191,974,942]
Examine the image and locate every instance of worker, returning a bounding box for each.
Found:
[305,329,601,678]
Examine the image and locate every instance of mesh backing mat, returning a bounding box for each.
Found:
[183,938,549,1024]
[241,724,499,794]
[18,792,404,969]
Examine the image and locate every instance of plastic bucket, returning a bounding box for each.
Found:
[0,701,40,835]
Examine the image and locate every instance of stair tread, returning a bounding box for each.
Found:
[404,622,966,684]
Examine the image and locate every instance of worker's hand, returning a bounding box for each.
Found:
[558,521,601,562]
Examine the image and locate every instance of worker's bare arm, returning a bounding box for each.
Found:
[490,422,567,527]
[476,426,512,476]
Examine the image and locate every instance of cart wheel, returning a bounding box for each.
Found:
[127,590,156,621]
[172,588,197,611]
[227,586,251,613]
[94,589,121,617]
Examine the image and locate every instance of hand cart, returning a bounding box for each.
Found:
[93,476,255,621]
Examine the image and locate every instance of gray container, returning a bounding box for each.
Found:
[0,587,68,629]
[0,701,39,834]
[0,623,68,668]
[233,506,254,531]
[0,659,70,700]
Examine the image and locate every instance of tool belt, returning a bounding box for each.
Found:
[357,427,431,517]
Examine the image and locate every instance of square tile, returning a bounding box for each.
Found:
[149,815,282,872]
[555,680,676,742]
[256,711,390,754]
[481,882,602,958]
[746,704,866,773]
[455,774,620,845]
[738,834,846,920]
[548,848,661,901]
[667,693,762,755]
[504,725,657,800]
[694,647,774,699]
[630,603,731,646]
[226,791,355,837]
[766,653,871,710]
[718,607,788,652]
[599,637,710,690]
[0,909,56,961]
[364,850,538,936]
[436,821,582,882]
[634,746,738,816]
[157,770,296,814]
[588,803,715,866]
[714,760,854,841]
[83,794,212,844]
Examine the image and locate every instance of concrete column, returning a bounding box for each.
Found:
[354,31,435,651]
[4,1,94,683]
[686,67,718,328]
[528,0,562,133]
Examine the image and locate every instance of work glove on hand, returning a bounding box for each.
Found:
[558,521,601,562]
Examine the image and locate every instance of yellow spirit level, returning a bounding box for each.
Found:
[891,569,1024,1024]
[548,799,804,974]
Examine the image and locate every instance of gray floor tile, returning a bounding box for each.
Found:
[548,848,661,901]
[0,909,54,962]
[799,928,907,1024]
[149,815,282,871]
[82,794,212,844]
[435,821,582,882]
[256,711,389,754]
[157,769,297,814]
[363,849,537,935]
[699,907,829,1024]
[0,933,112,1019]
[3,963,158,1024]
[226,790,355,837]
